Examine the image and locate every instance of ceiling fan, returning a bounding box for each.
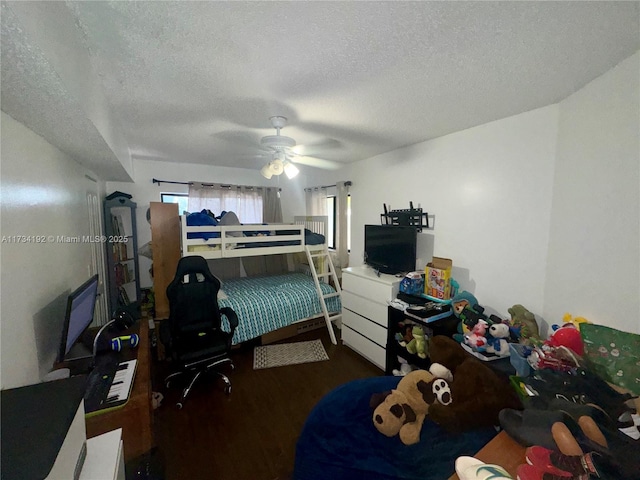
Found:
[258,116,300,179]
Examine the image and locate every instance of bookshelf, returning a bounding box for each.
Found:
[104,192,141,317]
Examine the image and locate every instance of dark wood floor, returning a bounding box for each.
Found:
[151,326,382,480]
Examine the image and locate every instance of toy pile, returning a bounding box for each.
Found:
[450,291,542,362]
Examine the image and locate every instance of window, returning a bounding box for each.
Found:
[161,193,188,215]
[326,196,336,249]
[326,194,351,251]
[188,187,263,223]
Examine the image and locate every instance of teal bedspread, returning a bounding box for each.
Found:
[218,273,341,344]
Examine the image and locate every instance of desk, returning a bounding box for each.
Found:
[448,431,526,479]
[85,319,154,462]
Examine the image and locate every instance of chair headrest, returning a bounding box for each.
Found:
[173,256,217,284]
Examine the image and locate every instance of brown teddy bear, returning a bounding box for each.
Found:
[369,369,436,445]
[426,335,522,433]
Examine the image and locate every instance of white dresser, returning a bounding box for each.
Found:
[341,266,400,369]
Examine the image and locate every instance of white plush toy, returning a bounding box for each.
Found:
[429,362,453,383]
[486,323,511,356]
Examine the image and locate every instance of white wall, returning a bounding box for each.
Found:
[106,159,309,288]
[0,112,104,388]
[544,52,640,334]
[331,51,640,335]
[340,105,559,324]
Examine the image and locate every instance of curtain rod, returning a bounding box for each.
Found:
[304,180,352,191]
[152,178,281,191]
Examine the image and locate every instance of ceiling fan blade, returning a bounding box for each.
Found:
[289,155,343,170]
[237,153,273,160]
[291,138,342,156]
[210,130,271,151]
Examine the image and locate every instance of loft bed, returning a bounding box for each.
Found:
[181,214,328,259]
[180,214,340,345]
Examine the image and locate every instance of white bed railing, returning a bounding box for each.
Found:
[181,215,328,259]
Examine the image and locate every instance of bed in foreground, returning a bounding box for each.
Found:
[293,375,498,480]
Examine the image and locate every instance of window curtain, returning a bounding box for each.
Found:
[335,181,350,268]
[305,187,328,217]
[188,183,263,223]
[262,187,283,223]
[247,186,286,275]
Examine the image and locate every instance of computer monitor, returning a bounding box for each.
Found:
[58,274,99,363]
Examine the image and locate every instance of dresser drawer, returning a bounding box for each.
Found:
[342,326,386,370]
[342,308,387,346]
[341,291,388,327]
[342,273,397,303]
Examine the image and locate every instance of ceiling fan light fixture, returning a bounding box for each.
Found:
[260,163,273,179]
[270,158,284,175]
[284,162,299,179]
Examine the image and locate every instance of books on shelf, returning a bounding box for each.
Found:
[111,242,129,262]
[118,285,131,305]
[114,262,135,286]
[111,214,125,236]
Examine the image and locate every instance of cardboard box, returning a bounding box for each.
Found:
[425,257,453,299]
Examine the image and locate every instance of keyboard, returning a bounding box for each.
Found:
[84,359,137,414]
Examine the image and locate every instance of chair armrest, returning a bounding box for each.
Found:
[159,320,172,347]
[220,307,239,331]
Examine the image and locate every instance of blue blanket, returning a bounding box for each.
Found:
[294,376,497,480]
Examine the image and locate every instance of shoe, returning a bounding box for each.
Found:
[525,446,587,477]
[524,369,635,417]
[499,409,570,450]
[525,446,639,480]
[455,456,512,479]
[551,422,583,456]
[524,396,616,430]
[515,464,583,480]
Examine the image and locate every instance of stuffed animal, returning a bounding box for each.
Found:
[396,322,414,347]
[451,291,490,343]
[561,313,590,331]
[369,369,436,445]
[508,304,540,346]
[406,325,428,359]
[464,319,488,351]
[485,322,510,356]
[425,335,522,433]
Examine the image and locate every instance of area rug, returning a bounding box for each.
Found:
[253,339,329,369]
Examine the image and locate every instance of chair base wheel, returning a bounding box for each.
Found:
[176,402,183,409]
[224,385,232,395]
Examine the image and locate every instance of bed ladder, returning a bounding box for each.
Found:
[305,246,341,345]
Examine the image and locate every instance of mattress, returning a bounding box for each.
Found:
[218,272,341,344]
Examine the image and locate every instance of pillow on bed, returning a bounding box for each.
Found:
[218,211,242,237]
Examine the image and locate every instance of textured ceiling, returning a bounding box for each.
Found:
[2,1,639,180]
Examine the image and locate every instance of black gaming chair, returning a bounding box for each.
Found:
[161,255,239,408]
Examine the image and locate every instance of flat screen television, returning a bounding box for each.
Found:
[364,225,417,275]
[58,274,99,363]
